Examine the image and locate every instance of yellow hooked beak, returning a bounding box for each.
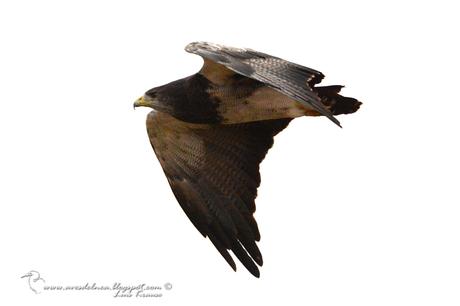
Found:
[133,96,150,109]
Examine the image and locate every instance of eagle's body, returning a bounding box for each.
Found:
[135,42,362,277]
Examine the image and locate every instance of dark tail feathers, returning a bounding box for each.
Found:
[315,85,362,115]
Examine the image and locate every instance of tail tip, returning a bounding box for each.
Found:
[331,97,362,115]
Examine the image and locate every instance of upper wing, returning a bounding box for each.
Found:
[146,111,291,277]
[185,41,341,127]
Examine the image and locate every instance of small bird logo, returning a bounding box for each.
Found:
[21,270,45,294]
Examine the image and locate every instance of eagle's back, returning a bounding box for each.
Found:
[151,74,222,124]
[153,72,311,125]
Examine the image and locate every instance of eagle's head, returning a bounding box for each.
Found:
[134,77,186,113]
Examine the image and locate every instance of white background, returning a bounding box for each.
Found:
[1,0,459,305]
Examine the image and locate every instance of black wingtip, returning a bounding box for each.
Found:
[312,103,342,128]
[330,115,342,128]
[229,240,261,278]
[254,255,263,266]
[208,232,237,272]
[330,112,342,128]
[228,255,260,278]
[245,264,260,278]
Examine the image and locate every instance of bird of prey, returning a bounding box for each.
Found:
[134,42,361,277]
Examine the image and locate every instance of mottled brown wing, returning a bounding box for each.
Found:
[185,41,341,127]
[146,111,291,277]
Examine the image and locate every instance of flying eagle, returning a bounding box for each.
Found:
[134,42,361,277]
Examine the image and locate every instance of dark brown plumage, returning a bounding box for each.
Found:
[134,42,362,277]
